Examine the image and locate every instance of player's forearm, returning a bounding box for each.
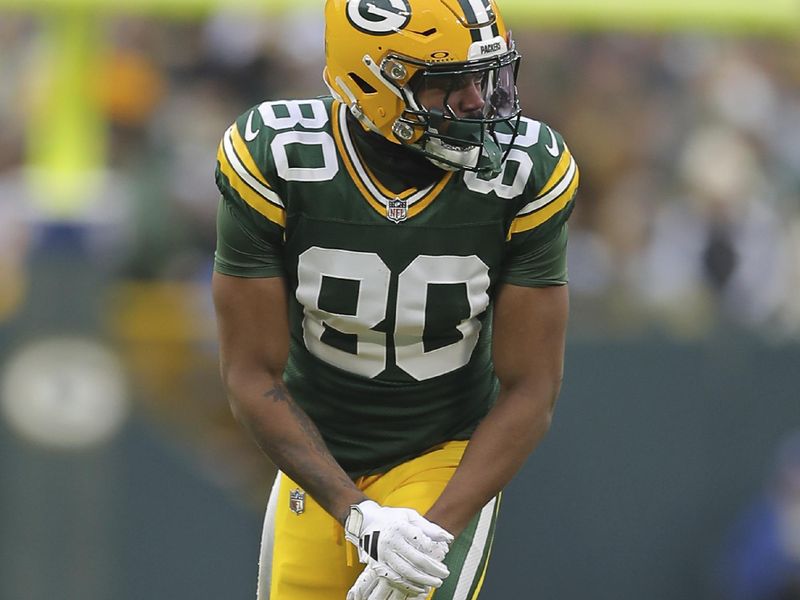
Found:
[224,371,367,523]
[425,379,560,536]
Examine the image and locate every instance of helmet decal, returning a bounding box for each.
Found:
[346,0,412,36]
[456,0,495,26]
[456,0,500,41]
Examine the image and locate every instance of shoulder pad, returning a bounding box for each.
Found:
[215,97,340,228]
[462,117,579,235]
[464,117,577,206]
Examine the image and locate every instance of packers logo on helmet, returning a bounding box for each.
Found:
[346,0,412,35]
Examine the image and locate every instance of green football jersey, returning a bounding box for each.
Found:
[214,96,578,477]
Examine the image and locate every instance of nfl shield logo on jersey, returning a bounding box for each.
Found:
[386,197,408,223]
[289,488,306,515]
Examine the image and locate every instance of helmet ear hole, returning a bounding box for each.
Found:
[349,73,377,95]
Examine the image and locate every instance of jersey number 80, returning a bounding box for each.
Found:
[297,247,491,381]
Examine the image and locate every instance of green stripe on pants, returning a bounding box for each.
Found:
[434,494,501,600]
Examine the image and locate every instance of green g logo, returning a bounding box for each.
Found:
[346,0,412,35]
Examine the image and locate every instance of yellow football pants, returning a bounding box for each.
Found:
[256,440,501,600]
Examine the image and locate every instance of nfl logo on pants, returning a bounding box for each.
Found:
[289,488,305,515]
[387,197,408,223]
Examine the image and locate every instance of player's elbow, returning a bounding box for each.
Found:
[219,361,283,422]
[503,371,563,432]
[547,371,564,414]
[219,366,249,422]
[544,373,565,426]
[224,384,248,425]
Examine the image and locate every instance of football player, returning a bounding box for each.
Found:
[212,0,579,599]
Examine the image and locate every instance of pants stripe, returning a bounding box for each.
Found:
[452,496,497,600]
[256,472,281,600]
[434,494,499,600]
[464,493,502,600]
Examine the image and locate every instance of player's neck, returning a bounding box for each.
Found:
[347,113,445,193]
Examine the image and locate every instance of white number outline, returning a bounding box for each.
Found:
[257,99,329,130]
[258,100,340,183]
[296,249,491,381]
[297,248,390,379]
[272,131,339,182]
[464,116,542,199]
[395,255,490,381]
[464,149,533,200]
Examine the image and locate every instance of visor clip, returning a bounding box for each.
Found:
[349,102,364,120]
[392,121,415,141]
[383,60,407,82]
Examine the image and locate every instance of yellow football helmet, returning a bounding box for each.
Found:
[324,0,521,175]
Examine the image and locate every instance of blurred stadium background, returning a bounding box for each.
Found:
[0,1,799,599]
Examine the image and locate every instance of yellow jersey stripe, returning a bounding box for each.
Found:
[516,155,577,217]
[222,126,284,209]
[217,141,286,228]
[509,165,579,236]
[407,171,453,218]
[230,124,272,190]
[331,102,386,216]
[354,142,420,200]
[536,146,572,199]
[333,102,453,220]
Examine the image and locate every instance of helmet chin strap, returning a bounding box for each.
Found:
[422,137,480,172]
[414,112,503,176]
[421,138,504,176]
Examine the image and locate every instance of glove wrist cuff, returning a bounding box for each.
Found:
[344,500,380,544]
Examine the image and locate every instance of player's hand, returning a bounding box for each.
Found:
[344,500,453,591]
[346,562,430,600]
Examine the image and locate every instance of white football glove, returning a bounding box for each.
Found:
[344,500,453,592]
[347,533,448,600]
[346,563,429,600]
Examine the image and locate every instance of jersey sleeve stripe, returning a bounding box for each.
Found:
[217,135,286,228]
[516,153,577,217]
[535,146,572,202]
[230,124,273,191]
[508,164,579,236]
[222,126,284,209]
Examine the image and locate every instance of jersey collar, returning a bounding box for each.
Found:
[332,101,453,221]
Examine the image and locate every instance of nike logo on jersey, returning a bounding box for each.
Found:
[545,125,559,157]
[244,111,260,142]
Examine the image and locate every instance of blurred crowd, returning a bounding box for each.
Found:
[1,13,798,599]
[1,11,799,340]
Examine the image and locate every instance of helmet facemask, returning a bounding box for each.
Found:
[382,40,522,176]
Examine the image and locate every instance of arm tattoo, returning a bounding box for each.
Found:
[263,381,290,403]
[260,379,355,498]
[286,394,331,455]
[262,381,331,456]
